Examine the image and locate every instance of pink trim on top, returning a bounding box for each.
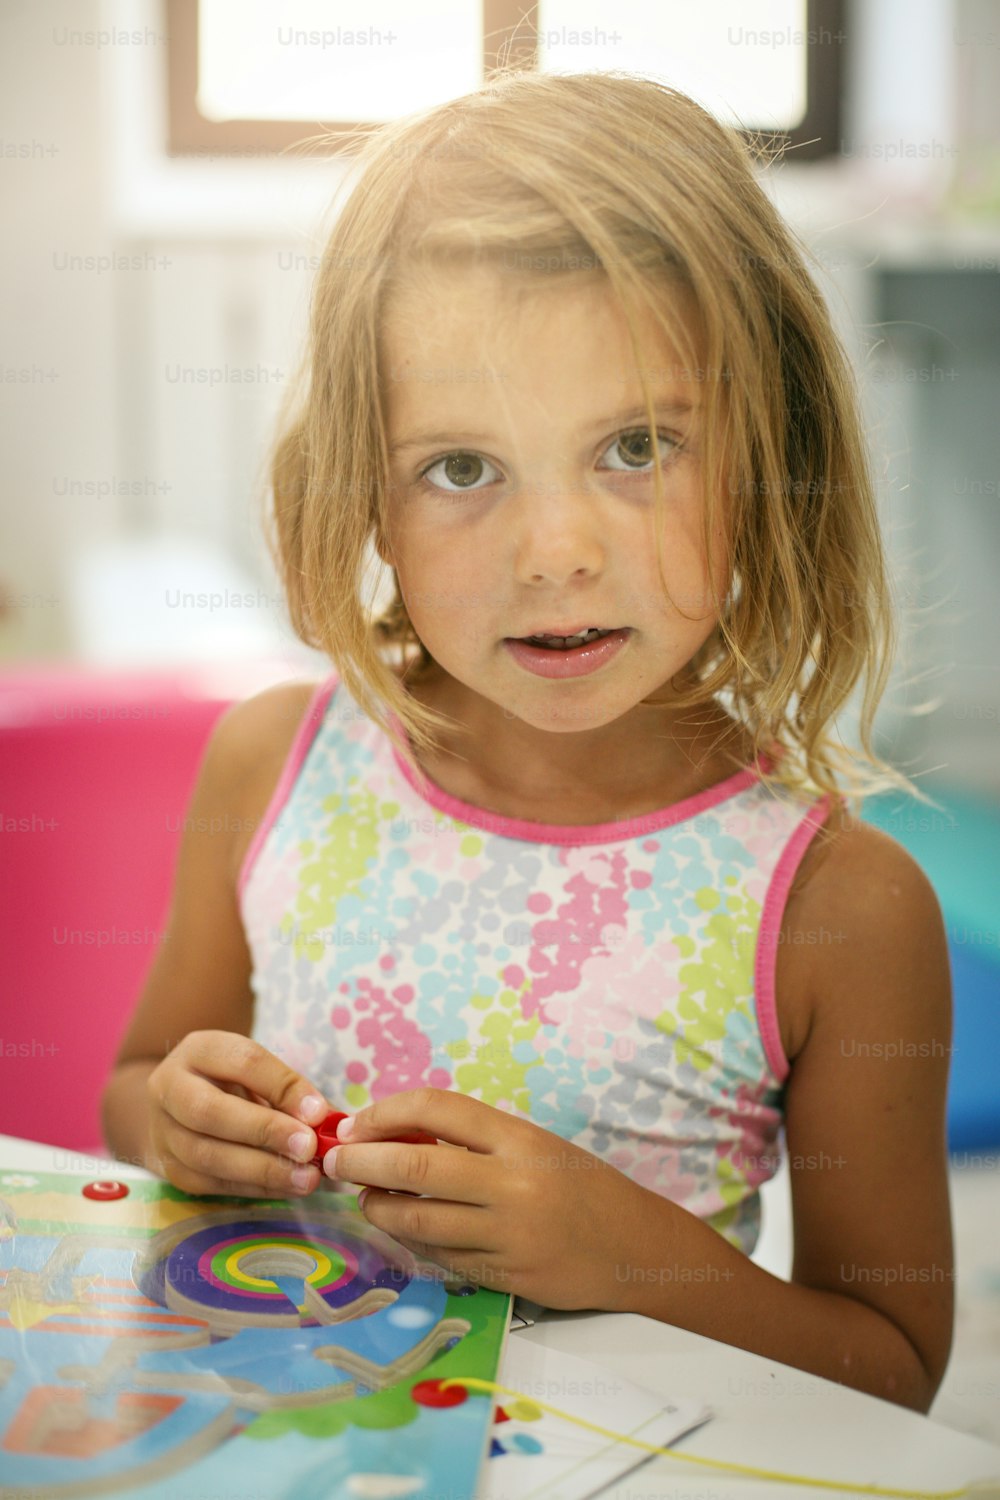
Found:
[754,792,836,1087]
[237,675,340,910]
[388,711,778,845]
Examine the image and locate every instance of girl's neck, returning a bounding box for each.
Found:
[393,660,755,825]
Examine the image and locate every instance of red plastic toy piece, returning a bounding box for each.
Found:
[82,1180,129,1201]
[309,1111,438,1167]
[310,1111,349,1167]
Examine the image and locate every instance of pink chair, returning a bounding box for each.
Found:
[0,668,238,1156]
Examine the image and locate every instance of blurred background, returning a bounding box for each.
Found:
[1,0,998,1443]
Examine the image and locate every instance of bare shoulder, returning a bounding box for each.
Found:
[776,796,947,1062]
[213,678,323,779]
[221,678,328,885]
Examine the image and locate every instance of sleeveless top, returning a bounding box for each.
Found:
[238,672,832,1257]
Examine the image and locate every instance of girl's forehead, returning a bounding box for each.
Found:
[380,264,700,363]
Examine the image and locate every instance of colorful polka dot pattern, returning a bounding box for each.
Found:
[241,675,828,1257]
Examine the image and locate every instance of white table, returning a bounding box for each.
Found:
[3,1132,1000,1500]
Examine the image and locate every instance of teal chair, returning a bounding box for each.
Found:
[861,787,1000,1152]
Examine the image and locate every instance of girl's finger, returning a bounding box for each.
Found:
[157,1069,320,1166]
[157,1146,296,1200]
[165,1118,320,1198]
[180,1031,330,1127]
[325,1140,494,1206]
[341,1086,513,1154]
[360,1188,490,1252]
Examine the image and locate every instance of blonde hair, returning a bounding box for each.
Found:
[266,68,942,824]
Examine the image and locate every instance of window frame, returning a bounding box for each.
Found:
[165,0,844,162]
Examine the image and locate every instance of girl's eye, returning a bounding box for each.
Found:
[416,427,680,494]
[599,428,679,473]
[419,451,500,494]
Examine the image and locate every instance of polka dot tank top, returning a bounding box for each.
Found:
[238,672,833,1257]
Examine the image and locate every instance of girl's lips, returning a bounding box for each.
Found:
[503,628,631,679]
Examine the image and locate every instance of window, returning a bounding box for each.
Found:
[166,0,844,161]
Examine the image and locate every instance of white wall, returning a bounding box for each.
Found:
[1,0,118,658]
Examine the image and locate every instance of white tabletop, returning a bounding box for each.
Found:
[3,1131,1000,1500]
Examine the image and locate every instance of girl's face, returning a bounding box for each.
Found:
[378,264,729,743]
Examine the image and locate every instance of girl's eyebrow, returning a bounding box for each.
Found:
[388,398,697,457]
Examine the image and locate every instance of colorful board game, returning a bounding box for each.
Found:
[0,1170,511,1498]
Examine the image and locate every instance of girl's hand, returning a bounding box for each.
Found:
[147,1030,332,1198]
[321,1086,653,1309]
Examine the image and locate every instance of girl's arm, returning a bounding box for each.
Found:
[100,686,332,1193]
[604,819,955,1414]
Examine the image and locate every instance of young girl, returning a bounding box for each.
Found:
[102,70,954,1415]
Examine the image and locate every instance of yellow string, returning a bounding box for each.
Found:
[440,1377,990,1499]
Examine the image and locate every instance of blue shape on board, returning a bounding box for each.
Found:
[271,1273,307,1310]
[0,1327,235,1493]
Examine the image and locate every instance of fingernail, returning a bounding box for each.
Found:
[357,1188,369,1210]
[288,1131,312,1162]
[337,1116,355,1141]
[299,1095,326,1124]
[321,1146,338,1173]
[291,1167,313,1191]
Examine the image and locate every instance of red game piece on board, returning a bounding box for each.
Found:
[411,1378,467,1408]
[82,1180,129,1201]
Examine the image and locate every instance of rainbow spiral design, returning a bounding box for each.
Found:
[140,1213,413,1332]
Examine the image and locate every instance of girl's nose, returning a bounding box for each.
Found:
[511,482,606,584]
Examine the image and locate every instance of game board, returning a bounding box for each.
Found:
[0,1170,511,1498]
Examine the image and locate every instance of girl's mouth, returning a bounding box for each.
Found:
[503,628,631,679]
